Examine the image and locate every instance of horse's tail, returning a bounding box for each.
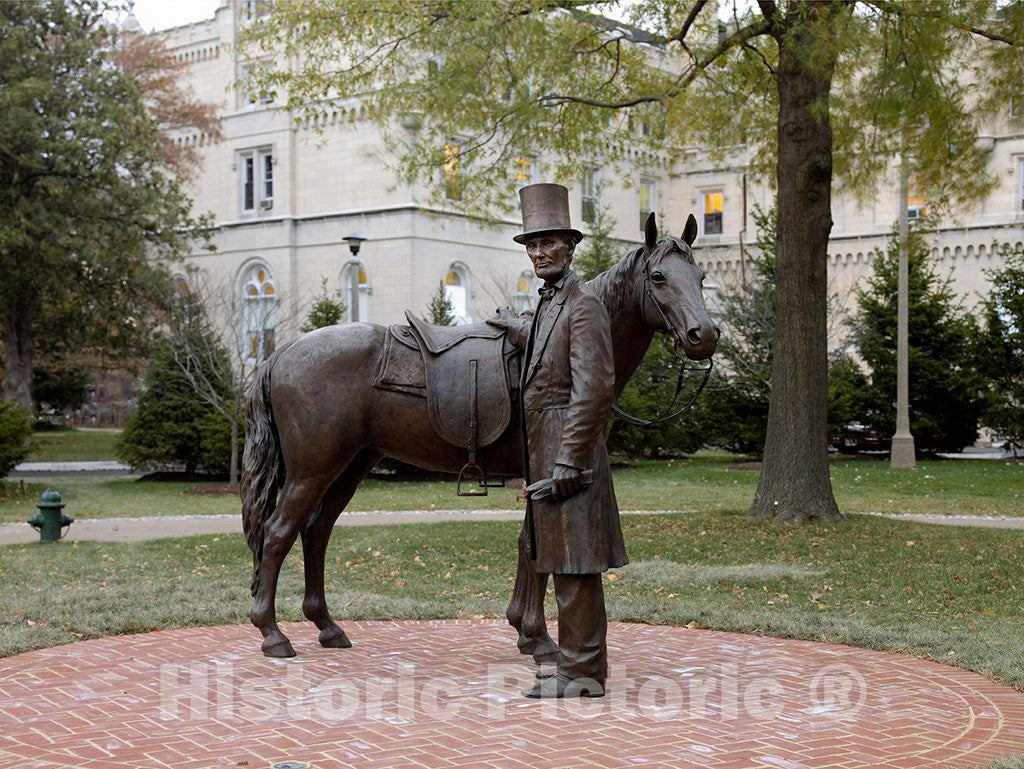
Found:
[240,351,285,598]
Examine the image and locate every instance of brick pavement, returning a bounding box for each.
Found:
[0,620,1021,769]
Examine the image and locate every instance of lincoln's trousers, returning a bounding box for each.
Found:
[553,573,608,685]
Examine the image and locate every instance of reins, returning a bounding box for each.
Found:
[610,245,714,427]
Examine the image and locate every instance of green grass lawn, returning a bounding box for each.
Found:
[1,511,1021,691]
[26,428,121,462]
[2,452,1021,523]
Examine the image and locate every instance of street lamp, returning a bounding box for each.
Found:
[891,156,916,468]
[343,233,366,323]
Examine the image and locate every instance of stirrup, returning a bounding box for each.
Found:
[457,461,490,496]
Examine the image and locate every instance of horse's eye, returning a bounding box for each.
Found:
[651,271,666,283]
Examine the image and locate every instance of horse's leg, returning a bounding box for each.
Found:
[251,473,334,658]
[300,449,381,648]
[507,521,557,660]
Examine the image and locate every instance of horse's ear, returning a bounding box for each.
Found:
[682,214,698,247]
[644,211,658,250]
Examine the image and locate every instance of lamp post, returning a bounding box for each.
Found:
[343,234,366,323]
[891,155,916,469]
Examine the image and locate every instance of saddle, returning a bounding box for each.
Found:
[373,311,521,495]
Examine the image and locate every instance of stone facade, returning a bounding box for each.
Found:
[159,2,1024,359]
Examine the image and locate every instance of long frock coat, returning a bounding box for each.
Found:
[520,270,629,575]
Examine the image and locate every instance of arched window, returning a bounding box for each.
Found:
[342,262,370,322]
[513,270,537,313]
[242,264,276,362]
[445,265,469,324]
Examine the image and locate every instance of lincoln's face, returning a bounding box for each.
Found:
[525,232,575,282]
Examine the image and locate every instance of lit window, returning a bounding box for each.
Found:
[906,175,926,220]
[242,265,276,363]
[239,148,273,213]
[444,142,461,201]
[639,178,655,231]
[343,263,370,322]
[581,167,598,225]
[703,191,723,235]
[515,156,533,184]
[514,270,536,313]
[445,266,469,324]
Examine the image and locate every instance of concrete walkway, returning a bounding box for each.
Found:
[0,510,524,545]
[3,508,1022,546]
[11,460,138,479]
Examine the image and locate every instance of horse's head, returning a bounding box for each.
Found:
[641,212,719,360]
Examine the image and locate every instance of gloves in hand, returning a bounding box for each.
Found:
[550,463,583,501]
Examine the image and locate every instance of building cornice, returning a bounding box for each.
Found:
[210,204,523,231]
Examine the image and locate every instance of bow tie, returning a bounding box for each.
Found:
[538,285,556,300]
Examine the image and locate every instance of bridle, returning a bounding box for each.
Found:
[610,243,714,427]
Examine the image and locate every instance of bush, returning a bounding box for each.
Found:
[301,277,346,332]
[853,228,985,452]
[117,341,236,474]
[607,336,709,458]
[827,354,871,439]
[0,401,32,478]
[977,247,1024,449]
[31,366,87,412]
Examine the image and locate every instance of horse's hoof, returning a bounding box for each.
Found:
[319,627,352,649]
[262,638,296,658]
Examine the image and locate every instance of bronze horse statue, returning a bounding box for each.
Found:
[240,212,718,658]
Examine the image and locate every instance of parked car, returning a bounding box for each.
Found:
[829,422,891,454]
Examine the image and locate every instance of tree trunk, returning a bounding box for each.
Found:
[750,5,843,525]
[2,297,34,412]
[229,399,240,490]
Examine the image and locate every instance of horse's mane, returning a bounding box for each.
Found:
[586,246,645,319]
[585,246,638,307]
[583,235,695,317]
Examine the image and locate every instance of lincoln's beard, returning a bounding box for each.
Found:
[534,261,569,282]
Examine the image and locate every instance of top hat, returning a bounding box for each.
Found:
[513,183,584,245]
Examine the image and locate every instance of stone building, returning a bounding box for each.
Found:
[158,2,1024,362]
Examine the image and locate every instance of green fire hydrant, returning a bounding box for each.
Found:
[27,488,73,543]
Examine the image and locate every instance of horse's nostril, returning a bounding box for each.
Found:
[687,328,702,345]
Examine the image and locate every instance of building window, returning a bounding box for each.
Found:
[703,191,723,235]
[239,61,273,107]
[172,273,190,296]
[639,178,655,231]
[445,266,469,324]
[515,156,534,184]
[906,175,926,220]
[514,270,536,313]
[444,141,462,201]
[242,265,276,363]
[241,0,271,20]
[1018,158,1024,212]
[239,148,273,213]
[581,167,598,225]
[343,263,370,322]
